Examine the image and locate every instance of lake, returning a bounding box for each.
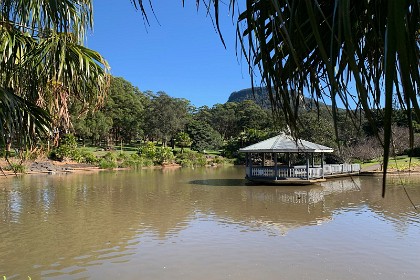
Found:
[0,166,419,279]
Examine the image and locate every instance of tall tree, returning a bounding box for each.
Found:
[209,102,238,139]
[144,92,189,146]
[186,119,223,152]
[235,100,273,132]
[104,77,146,143]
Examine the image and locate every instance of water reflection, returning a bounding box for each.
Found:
[0,167,419,279]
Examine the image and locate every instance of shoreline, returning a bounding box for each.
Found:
[360,170,420,176]
[0,159,184,178]
[2,159,420,179]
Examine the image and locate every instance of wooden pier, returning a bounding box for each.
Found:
[246,164,360,185]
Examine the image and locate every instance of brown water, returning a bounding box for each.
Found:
[0,167,419,280]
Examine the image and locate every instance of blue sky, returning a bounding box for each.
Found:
[87,1,252,107]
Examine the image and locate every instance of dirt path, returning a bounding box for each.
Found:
[361,163,382,172]
[0,159,99,177]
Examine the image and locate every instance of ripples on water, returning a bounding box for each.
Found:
[0,167,419,279]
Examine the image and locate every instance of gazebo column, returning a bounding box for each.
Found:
[245,153,249,177]
[287,152,291,177]
[274,152,278,179]
[321,152,324,178]
[306,153,310,180]
[249,153,253,178]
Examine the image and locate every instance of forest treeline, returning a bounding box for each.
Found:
[67,76,420,164]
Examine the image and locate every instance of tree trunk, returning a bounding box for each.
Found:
[5,141,11,159]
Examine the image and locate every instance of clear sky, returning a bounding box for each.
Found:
[87,0,252,107]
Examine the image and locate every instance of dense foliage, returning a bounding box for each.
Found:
[70,77,278,152]
[67,76,419,167]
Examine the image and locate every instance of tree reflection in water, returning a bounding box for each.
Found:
[0,168,418,279]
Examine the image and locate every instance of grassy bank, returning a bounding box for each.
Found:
[361,155,420,171]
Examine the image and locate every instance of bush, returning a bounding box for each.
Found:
[80,150,98,164]
[155,147,175,165]
[98,159,118,169]
[140,157,154,167]
[70,149,83,163]
[138,142,157,159]
[117,153,137,168]
[117,152,130,161]
[20,147,46,161]
[103,152,117,162]
[407,147,420,157]
[60,134,78,148]
[50,134,79,161]
[175,150,206,167]
[119,159,137,168]
[130,154,153,167]
[210,155,226,165]
[5,163,26,173]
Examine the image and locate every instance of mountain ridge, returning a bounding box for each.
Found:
[227,87,331,110]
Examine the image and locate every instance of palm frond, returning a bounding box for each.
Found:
[0,87,51,147]
[0,0,109,148]
[0,0,93,43]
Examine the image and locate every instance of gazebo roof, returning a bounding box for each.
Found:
[239,133,334,153]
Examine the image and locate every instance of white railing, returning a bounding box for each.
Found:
[251,167,275,177]
[309,167,323,178]
[277,168,289,178]
[288,168,307,178]
[324,164,360,175]
[249,163,360,180]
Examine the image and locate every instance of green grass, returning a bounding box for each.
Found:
[387,156,420,171]
[80,145,138,157]
[361,155,420,171]
[203,150,222,155]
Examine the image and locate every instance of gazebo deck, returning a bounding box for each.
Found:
[246,164,361,185]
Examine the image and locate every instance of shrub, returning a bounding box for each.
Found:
[60,134,78,148]
[103,152,117,162]
[155,147,175,165]
[130,153,141,160]
[141,157,154,167]
[98,159,118,169]
[117,152,130,161]
[5,163,26,173]
[407,147,420,157]
[211,155,225,165]
[175,150,206,167]
[80,150,98,164]
[20,147,46,161]
[119,159,137,168]
[138,142,157,159]
[51,134,79,161]
[70,149,83,163]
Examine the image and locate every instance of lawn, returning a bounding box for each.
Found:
[361,155,420,171]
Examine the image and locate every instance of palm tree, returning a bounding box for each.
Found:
[0,0,109,151]
[134,0,420,195]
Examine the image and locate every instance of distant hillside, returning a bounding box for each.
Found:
[227,87,270,108]
[227,87,331,111]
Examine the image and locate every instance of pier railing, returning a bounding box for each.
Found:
[247,164,360,180]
